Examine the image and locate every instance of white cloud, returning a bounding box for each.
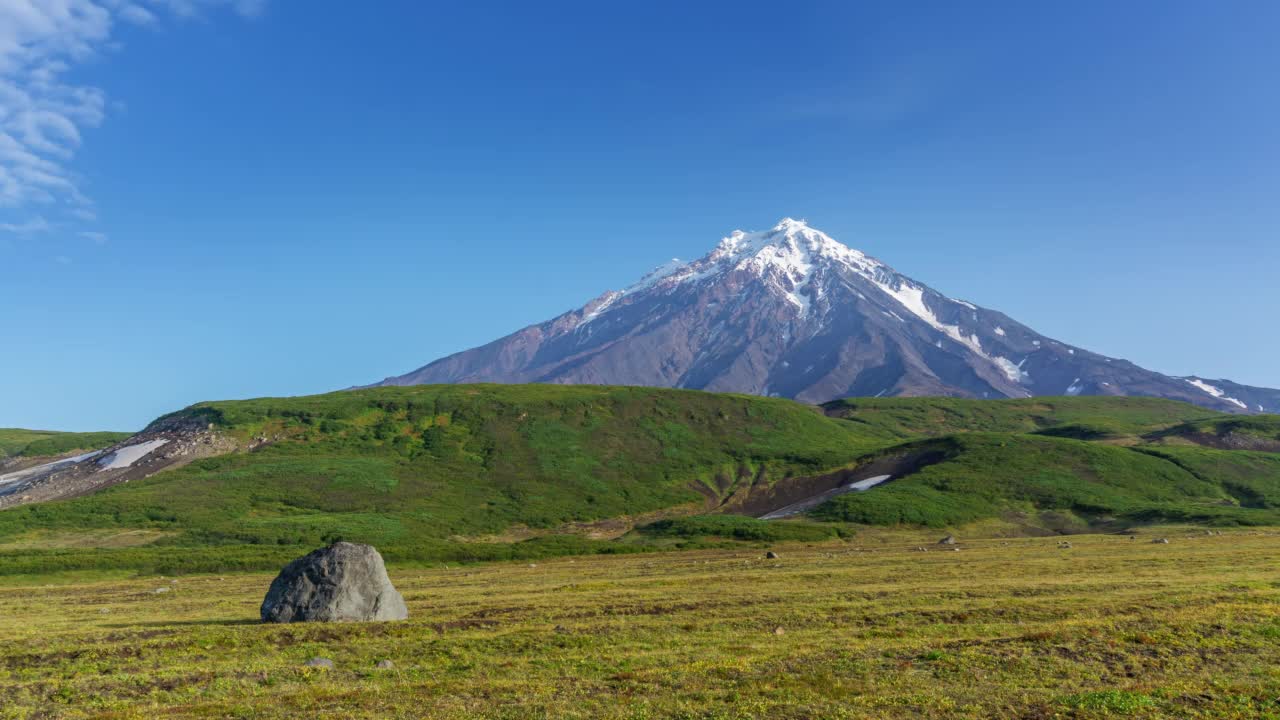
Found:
[78,228,106,243]
[118,4,156,25]
[0,215,51,233]
[0,0,265,230]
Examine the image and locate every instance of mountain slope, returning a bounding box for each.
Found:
[0,386,1278,575]
[376,219,1276,413]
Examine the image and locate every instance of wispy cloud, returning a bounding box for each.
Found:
[0,0,265,234]
[0,215,51,234]
[78,229,107,243]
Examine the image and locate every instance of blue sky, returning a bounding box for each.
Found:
[2,1,1278,431]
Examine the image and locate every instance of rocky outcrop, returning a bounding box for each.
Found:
[260,543,408,623]
[0,426,236,509]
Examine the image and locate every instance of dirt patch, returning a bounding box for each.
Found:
[0,429,240,509]
[718,447,953,519]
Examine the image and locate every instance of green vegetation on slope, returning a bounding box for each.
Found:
[1147,415,1280,451]
[0,385,890,573]
[0,428,131,459]
[1,386,1277,575]
[813,434,1280,528]
[823,395,1219,440]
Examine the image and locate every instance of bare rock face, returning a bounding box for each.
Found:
[261,542,408,623]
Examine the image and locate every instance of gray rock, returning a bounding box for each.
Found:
[765,551,780,559]
[260,542,408,623]
[305,657,334,669]
[374,659,394,669]
[1059,541,1072,549]
[1153,538,1170,544]
[938,535,957,545]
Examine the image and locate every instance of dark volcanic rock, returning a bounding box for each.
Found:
[371,219,1277,413]
[261,542,408,623]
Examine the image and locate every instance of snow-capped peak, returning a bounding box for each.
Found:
[714,218,872,267]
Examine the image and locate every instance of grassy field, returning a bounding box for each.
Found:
[3,527,1280,719]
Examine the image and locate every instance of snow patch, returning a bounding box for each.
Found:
[759,474,894,520]
[848,474,892,491]
[0,450,102,489]
[878,281,985,356]
[1066,378,1084,396]
[1184,378,1248,410]
[97,439,169,470]
[993,357,1031,384]
[994,327,1006,337]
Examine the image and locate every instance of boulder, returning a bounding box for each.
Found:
[938,535,957,545]
[765,551,780,559]
[261,542,408,623]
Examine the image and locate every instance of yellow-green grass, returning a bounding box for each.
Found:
[0,429,131,460]
[3,528,1280,719]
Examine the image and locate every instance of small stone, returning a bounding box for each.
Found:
[1059,541,1072,549]
[1153,538,1169,544]
[151,587,170,594]
[305,657,334,669]
[772,626,785,636]
[528,563,538,569]
[938,535,957,545]
[765,551,780,560]
[951,547,961,552]
[374,659,394,670]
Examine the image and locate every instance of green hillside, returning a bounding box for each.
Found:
[0,429,131,460]
[822,396,1219,440]
[0,385,1277,575]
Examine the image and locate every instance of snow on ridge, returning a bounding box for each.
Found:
[627,258,689,294]
[1066,378,1084,396]
[994,326,1006,337]
[1184,378,1248,410]
[579,291,622,325]
[877,280,985,356]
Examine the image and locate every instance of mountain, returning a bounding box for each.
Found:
[375,218,1277,413]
